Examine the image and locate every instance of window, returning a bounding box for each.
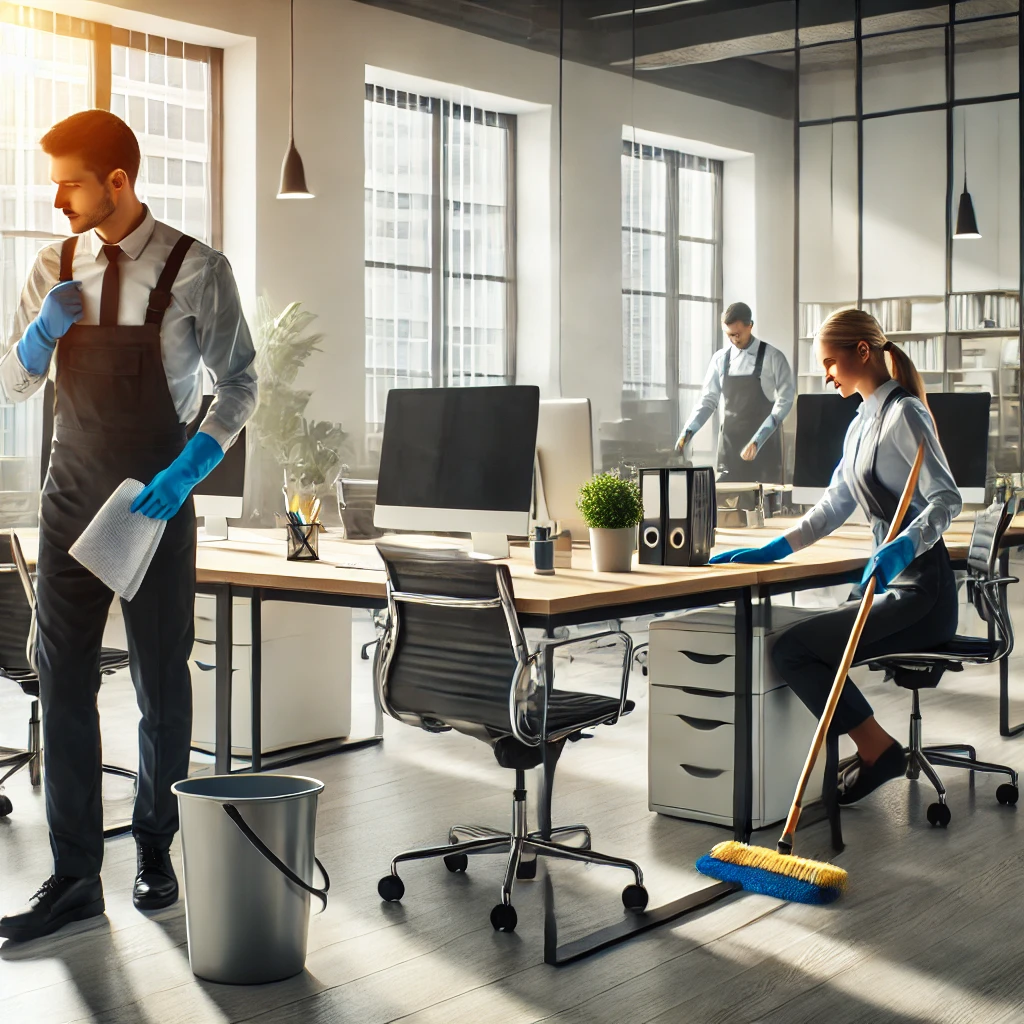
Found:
[364,84,516,433]
[621,140,723,436]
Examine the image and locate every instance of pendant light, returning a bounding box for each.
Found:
[954,109,979,239]
[277,0,313,199]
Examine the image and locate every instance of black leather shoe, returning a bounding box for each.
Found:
[0,875,105,942]
[133,843,178,911]
[837,741,908,805]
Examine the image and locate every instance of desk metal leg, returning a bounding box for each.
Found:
[214,584,233,776]
[998,549,1024,738]
[249,589,262,773]
[733,588,753,843]
[540,604,743,967]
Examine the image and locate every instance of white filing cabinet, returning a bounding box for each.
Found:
[648,605,824,829]
[189,594,352,757]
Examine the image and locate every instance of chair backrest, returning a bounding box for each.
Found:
[0,532,36,678]
[374,543,533,744]
[967,501,1011,578]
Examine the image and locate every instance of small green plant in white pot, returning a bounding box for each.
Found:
[576,472,644,572]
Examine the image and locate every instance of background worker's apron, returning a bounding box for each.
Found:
[717,340,783,483]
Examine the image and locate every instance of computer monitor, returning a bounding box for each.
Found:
[928,392,990,505]
[188,394,246,540]
[374,385,540,557]
[534,398,594,542]
[792,392,862,506]
[792,390,991,507]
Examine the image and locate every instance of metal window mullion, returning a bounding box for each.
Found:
[503,114,517,383]
[1018,7,1023,472]
[946,4,954,396]
[855,0,864,309]
[432,101,443,388]
[666,151,681,431]
[92,22,111,110]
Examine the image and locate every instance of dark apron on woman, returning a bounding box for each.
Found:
[35,232,198,879]
[717,340,783,483]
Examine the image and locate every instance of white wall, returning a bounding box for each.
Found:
[41,0,793,461]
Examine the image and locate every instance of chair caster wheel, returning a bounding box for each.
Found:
[516,857,537,880]
[378,874,405,902]
[444,853,469,873]
[996,783,1019,806]
[490,903,518,932]
[927,802,951,827]
[622,883,649,912]
[0,794,11,817]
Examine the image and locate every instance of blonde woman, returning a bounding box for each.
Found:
[711,308,961,804]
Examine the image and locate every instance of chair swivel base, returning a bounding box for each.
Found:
[377,770,648,933]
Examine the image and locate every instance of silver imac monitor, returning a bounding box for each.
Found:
[373,385,540,557]
[189,395,245,541]
[534,398,594,542]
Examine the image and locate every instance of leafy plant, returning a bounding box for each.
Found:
[251,296,349,492]
[576,473,644,531]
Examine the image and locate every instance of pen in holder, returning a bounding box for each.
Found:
[277,513,321,561]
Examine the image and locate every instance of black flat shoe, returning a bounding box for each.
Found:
[0,875,105,942]
[837,741,908,805]
[133,843,178,911]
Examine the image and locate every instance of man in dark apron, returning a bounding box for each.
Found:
[675,302,794,483]
[0,111,256,942]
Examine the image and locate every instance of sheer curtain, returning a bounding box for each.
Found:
[0,6,92,503]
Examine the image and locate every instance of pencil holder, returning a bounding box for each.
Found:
[282,519,321,561]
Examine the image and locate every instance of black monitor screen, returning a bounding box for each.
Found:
[793,393,862,488]
[376,386,540,511]
[928,392,990,489]
[187,394,246,497]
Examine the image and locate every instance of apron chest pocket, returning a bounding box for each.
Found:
[68,347,142,376]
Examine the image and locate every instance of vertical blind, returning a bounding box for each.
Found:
[364,83,516,435]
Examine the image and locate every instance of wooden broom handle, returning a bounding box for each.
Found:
[778,441,926,851]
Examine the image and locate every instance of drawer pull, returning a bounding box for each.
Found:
[194,661,216,672]
[681,686,731,699]
[678,715,729,731]
[680,764,726,779]
[678,650,731,666]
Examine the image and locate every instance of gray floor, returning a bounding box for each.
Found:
[2,578,1024,1024]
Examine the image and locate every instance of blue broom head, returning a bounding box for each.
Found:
[696,841,847,906]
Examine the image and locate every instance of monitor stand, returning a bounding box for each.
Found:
[198,515,229,542]
[471,532,510,559]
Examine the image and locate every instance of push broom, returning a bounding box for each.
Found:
[696,441,926,905]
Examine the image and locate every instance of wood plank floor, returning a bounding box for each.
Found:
[2,569,1024,1024]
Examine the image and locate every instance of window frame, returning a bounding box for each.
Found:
[621,139,724,440]
[364,84,517,431]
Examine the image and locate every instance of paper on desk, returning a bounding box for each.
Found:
[69,479,166,601]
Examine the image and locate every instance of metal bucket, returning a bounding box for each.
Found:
[171,774,329,984]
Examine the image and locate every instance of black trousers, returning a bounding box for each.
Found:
[36,504,196,879]
[771,545,959,735]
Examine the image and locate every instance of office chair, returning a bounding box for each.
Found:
[853,501,1020,827]
[0,531,136,835]
[373,543,647,933]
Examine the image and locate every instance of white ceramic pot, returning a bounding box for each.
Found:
[589,526,636,573]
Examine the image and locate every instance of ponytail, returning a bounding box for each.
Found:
[883,340,930,411]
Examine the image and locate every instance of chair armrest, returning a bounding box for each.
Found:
[528,630,634,728]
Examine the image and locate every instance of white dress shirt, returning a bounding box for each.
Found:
[681,337,796,448]
[0,206,257,449]
[784,379,962,556]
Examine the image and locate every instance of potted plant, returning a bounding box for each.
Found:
[250,297,352,524]
[576,472,644,572]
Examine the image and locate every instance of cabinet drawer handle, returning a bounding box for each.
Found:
[193,661,216,672]
[678,715,729,731]
[680,764,726,779]
[678,650,731,665]
[681,686,730,699]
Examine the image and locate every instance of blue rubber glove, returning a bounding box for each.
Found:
[709,535,793,565]
[17,280,83,375]
[860,534,915,593]
[131,431,225,520]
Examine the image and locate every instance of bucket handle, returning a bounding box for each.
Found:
[223,803,331,913]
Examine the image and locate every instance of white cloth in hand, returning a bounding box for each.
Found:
[69,479,167,601]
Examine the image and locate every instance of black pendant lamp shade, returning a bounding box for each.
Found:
[278,0,313,199]
[953,111,979,239]
[954,188,980,239]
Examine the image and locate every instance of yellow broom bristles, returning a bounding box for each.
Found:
[709,840,848,891]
